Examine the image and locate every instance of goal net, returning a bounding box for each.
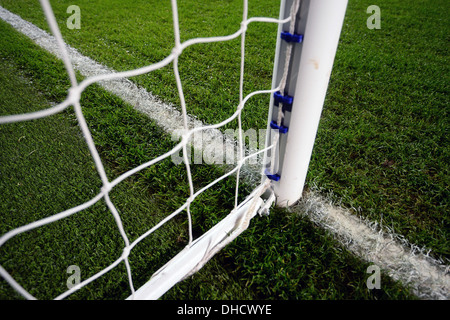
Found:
[0,0,347,300]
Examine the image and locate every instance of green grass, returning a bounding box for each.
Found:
[0,0,278,130]
[0,18,412,300]
[0,19,250,299]
[0,0,447,300]
[311,1,449,258]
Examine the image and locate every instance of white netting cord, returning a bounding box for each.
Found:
[170,0,195,246]
[0,0,297,300]
[234,0,249,209]
[278,0,301,96]
[269,0,301,176]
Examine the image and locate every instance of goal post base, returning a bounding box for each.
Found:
[127,196,264,300]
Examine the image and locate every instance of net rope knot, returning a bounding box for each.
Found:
[101,182,113,194]
[171,45,183,57]
[240,20,248,33]
[68,86,81,105]
[122,246,131,259]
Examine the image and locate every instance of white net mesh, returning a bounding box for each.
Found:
[0,0,300,299]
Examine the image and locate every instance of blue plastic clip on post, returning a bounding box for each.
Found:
[265,169,281,181]
[273,91,293,112]
[270,121,289,134]
[273,91,293,105]
[280,31,303,43]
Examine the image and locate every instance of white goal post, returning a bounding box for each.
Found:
[0,0,347,300]
[263,0,348,207]
[130,0,348,300]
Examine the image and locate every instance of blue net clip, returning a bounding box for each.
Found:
[273,91,293,112]
[280,31,303,43]
[265,169,281,181]
[270,120,289,134]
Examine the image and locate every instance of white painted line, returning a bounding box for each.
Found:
[0,5,253,180]
[296,190,449,300]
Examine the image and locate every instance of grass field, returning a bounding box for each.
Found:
[0,0,448,300]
